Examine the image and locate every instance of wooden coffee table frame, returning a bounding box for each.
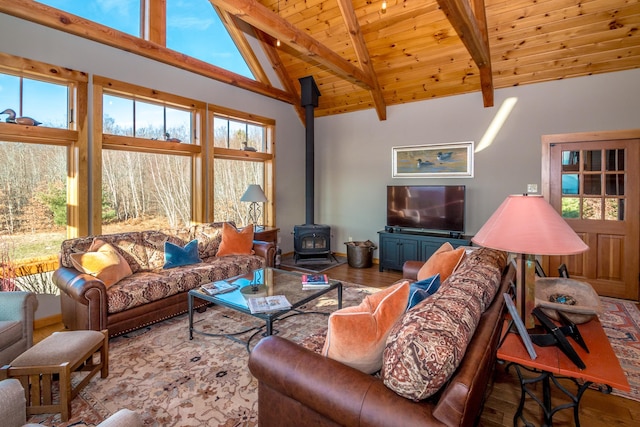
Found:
[188,268,342,352]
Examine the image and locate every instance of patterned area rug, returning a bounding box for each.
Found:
[599,296,640,402]
[26,292,640,426]
[26,282,374,427]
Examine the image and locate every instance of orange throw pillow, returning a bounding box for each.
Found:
[417,242,465,282]
[322,281,410,374]
[70,239,133,287]
[216,223,255,257]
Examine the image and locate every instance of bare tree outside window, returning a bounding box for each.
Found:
[102,151,192,230]
[214,159,264,226]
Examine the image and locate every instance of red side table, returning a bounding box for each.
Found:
[497,317,630,426]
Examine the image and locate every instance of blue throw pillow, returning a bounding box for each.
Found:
[406,274,441,310]
[163,239,202,269]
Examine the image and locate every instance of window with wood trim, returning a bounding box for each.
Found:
[212,111,275,227]
[0,54,88,294]
[93,76,206,233]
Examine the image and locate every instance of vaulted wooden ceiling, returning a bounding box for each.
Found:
[2,0,639,121]
[213,0,640,120]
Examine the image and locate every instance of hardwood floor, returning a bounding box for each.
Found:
[35,262,640,426]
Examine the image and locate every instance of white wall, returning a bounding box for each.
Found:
[315,69,640,257]
[2,13,639,259]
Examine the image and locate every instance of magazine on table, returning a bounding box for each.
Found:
[301,274,329,285]
[201,281,239,296]
[247,295,292,314]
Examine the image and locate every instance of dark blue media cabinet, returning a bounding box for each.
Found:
[378,230,471,272]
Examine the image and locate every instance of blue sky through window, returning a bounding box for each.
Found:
[0,74,69,128]
[39,0,140,36]
[38,0,253,79]
[167,0,252,78]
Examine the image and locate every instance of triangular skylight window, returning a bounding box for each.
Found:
[167,0,253,79]
[37,0,254,79]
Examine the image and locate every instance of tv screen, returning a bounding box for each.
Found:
[387,185,465,233]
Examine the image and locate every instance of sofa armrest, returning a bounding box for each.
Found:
[0,379,27,426]
[252,241,276,268]
[0,291,38,350]
[402,260,424,281]
[97,409,143,427]
[52,267,109,331]
[249,336,437,427]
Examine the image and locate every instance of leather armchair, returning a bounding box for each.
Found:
[0,292,38,366]
[0,378,143,427]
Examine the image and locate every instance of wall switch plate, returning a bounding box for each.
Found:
[527,184,538,193]
[348,236,353,242]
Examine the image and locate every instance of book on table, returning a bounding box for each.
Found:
[301,274,329,285]
[301,274,330,290]
[201,281,239,296]
[247,295,292,314]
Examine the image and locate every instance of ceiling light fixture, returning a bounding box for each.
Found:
[276,0,281,47]
[381,0,387,14]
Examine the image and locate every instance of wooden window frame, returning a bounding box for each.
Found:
[92,76,207,233]
[209,106,276,226]
[0,52,89,238]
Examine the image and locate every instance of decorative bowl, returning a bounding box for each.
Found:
[534,277,602,324]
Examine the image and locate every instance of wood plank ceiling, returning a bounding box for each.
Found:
[1,1,638,121]
[214,0,640,119]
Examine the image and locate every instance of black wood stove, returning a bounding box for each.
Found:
[292,77,336,263]
[293,224,332,262]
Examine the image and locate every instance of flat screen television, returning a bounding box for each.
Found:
[386,185,465,234]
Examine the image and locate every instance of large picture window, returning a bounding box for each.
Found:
[0,54,87,294]
[102,151,192,230]
[0,141,67,256]
[95,76,205,233]
[212,111,274,227]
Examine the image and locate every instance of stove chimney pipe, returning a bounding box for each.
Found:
[299,76,321,225]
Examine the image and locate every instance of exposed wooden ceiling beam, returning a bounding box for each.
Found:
[437,0,494,107]
[0,0,296,105]
[336,0,386,121]
[207,0,375,91]
[472,0,494,107]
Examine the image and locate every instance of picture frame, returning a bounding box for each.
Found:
[392,141,474,178]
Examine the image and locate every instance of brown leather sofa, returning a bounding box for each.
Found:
[249,251,514,427]
[53,222,275,337]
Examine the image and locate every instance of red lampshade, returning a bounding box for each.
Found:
[472,194,588,256]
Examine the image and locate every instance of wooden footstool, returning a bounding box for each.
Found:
[0,329,108,422]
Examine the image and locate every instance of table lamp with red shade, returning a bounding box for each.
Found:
[472,194,589,328]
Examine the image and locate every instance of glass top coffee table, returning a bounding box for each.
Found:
[188,267,342,351]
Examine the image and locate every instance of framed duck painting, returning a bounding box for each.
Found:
[392,141,474,178]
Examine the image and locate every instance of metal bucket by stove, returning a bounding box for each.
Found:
[344,240,377,268]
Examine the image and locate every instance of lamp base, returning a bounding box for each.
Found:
[516,253,536,329]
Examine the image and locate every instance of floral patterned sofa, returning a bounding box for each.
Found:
[53,222,275,337]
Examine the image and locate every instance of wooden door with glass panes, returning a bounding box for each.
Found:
[543,131,639,300]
